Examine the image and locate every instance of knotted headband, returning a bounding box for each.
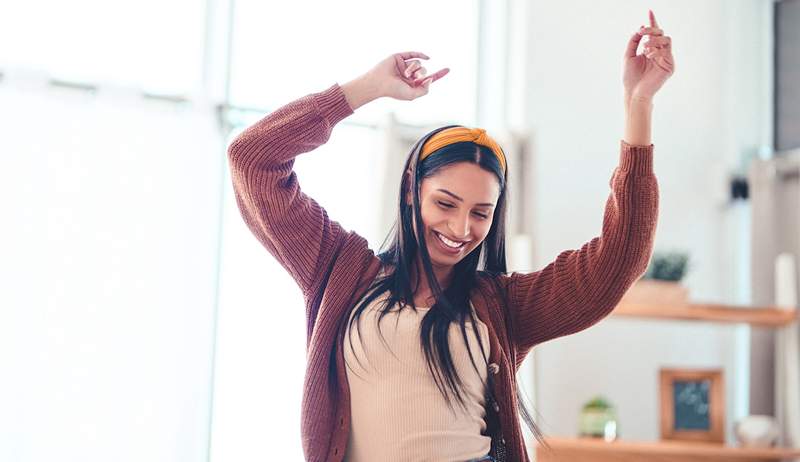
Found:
[419,126,507,174]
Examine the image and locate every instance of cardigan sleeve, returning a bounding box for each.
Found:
[226,83,358,298]
[503,141,659,355]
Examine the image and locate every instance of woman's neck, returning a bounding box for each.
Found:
[411,256,453,298]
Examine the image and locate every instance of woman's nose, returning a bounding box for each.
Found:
[448,213,470,238]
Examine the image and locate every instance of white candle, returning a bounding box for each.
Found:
[774,253,798,310]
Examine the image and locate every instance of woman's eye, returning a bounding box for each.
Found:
[437,201,488,219]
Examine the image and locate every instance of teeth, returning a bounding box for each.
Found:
[436,232,466,248]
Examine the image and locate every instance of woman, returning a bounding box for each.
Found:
[227,11,673,462]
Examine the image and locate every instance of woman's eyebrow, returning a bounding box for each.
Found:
[436,188,495,207]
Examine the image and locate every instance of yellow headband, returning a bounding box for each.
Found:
[419,127,506,173]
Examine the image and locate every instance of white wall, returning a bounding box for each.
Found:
[521,0,773,444]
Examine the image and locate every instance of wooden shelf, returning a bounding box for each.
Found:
[611,302,798,327]
[535,436,800,461]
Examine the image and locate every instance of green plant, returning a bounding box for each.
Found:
[582,396,613,410]
[644,251,689,282]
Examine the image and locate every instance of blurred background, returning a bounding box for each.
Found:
[2,0,799,460]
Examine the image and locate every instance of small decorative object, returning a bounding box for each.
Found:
[734,415,780,448]
[621,251,691,305]
[579,395,619,442]
[660,368,725,443]
[646,251,690,281]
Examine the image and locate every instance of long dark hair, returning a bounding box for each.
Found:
[342,125,545,446]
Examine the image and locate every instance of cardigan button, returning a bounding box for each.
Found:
[488,363,500,374]
[493,401,500,412]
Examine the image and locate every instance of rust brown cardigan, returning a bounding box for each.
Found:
[226,83,659,462]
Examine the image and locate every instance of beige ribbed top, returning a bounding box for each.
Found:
[342,290,492,462]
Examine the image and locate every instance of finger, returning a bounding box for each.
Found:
[643,45,663,56]
[643,43,671,57]
[397,51,430,60]
[649,9,659,29]
[645,36,671,49]
[645,47,664,59]
[421,77,435,94]
[640,26,664,36]
[404,61,421,78]
[625,30,644,58]
[394,55,408,78]
[413,67,449,86]
[409,77,433,99]
[646,48,672,61]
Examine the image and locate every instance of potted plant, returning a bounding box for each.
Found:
[579,395,619,441]
[621,251,690,305]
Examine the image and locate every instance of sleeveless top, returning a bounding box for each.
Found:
[342,286,493,462]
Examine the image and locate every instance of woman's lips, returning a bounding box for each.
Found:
[432,231,468,254]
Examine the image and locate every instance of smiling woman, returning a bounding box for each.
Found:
[412,142,503,294]
[227,18,668,458]
[339,125,521,461]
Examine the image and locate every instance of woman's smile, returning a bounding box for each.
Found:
[432,231,470,254]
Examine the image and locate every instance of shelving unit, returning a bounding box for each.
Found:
[611,302,798,327]
[534,436,800,461]
[595,301,800,460]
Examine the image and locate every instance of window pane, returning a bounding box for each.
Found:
[0,0,206,94]
[229,0,478,126]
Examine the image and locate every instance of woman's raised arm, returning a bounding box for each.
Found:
[501,11,674,357]
[226,52,448,298]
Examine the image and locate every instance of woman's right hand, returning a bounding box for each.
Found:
[342,52,449,110]
[364,51,450,101]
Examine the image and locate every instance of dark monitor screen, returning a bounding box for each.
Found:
[776,0,800,151]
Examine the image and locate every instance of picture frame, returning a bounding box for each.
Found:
[659,368,725,443]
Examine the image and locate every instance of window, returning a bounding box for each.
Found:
[211,2,484,460]
[229,0,479,126]
[0,0,206,94]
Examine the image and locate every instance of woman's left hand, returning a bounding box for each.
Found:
[623,10,675,100]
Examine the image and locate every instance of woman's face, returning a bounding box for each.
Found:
[411,162,501,268]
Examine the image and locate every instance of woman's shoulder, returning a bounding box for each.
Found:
[475,269,512,287]
[471,270,514,305]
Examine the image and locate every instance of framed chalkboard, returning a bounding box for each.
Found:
[659,368,725,443]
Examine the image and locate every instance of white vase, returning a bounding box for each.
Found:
[734,415,780,448]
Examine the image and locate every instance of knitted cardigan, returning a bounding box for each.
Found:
[226,83,659,461]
